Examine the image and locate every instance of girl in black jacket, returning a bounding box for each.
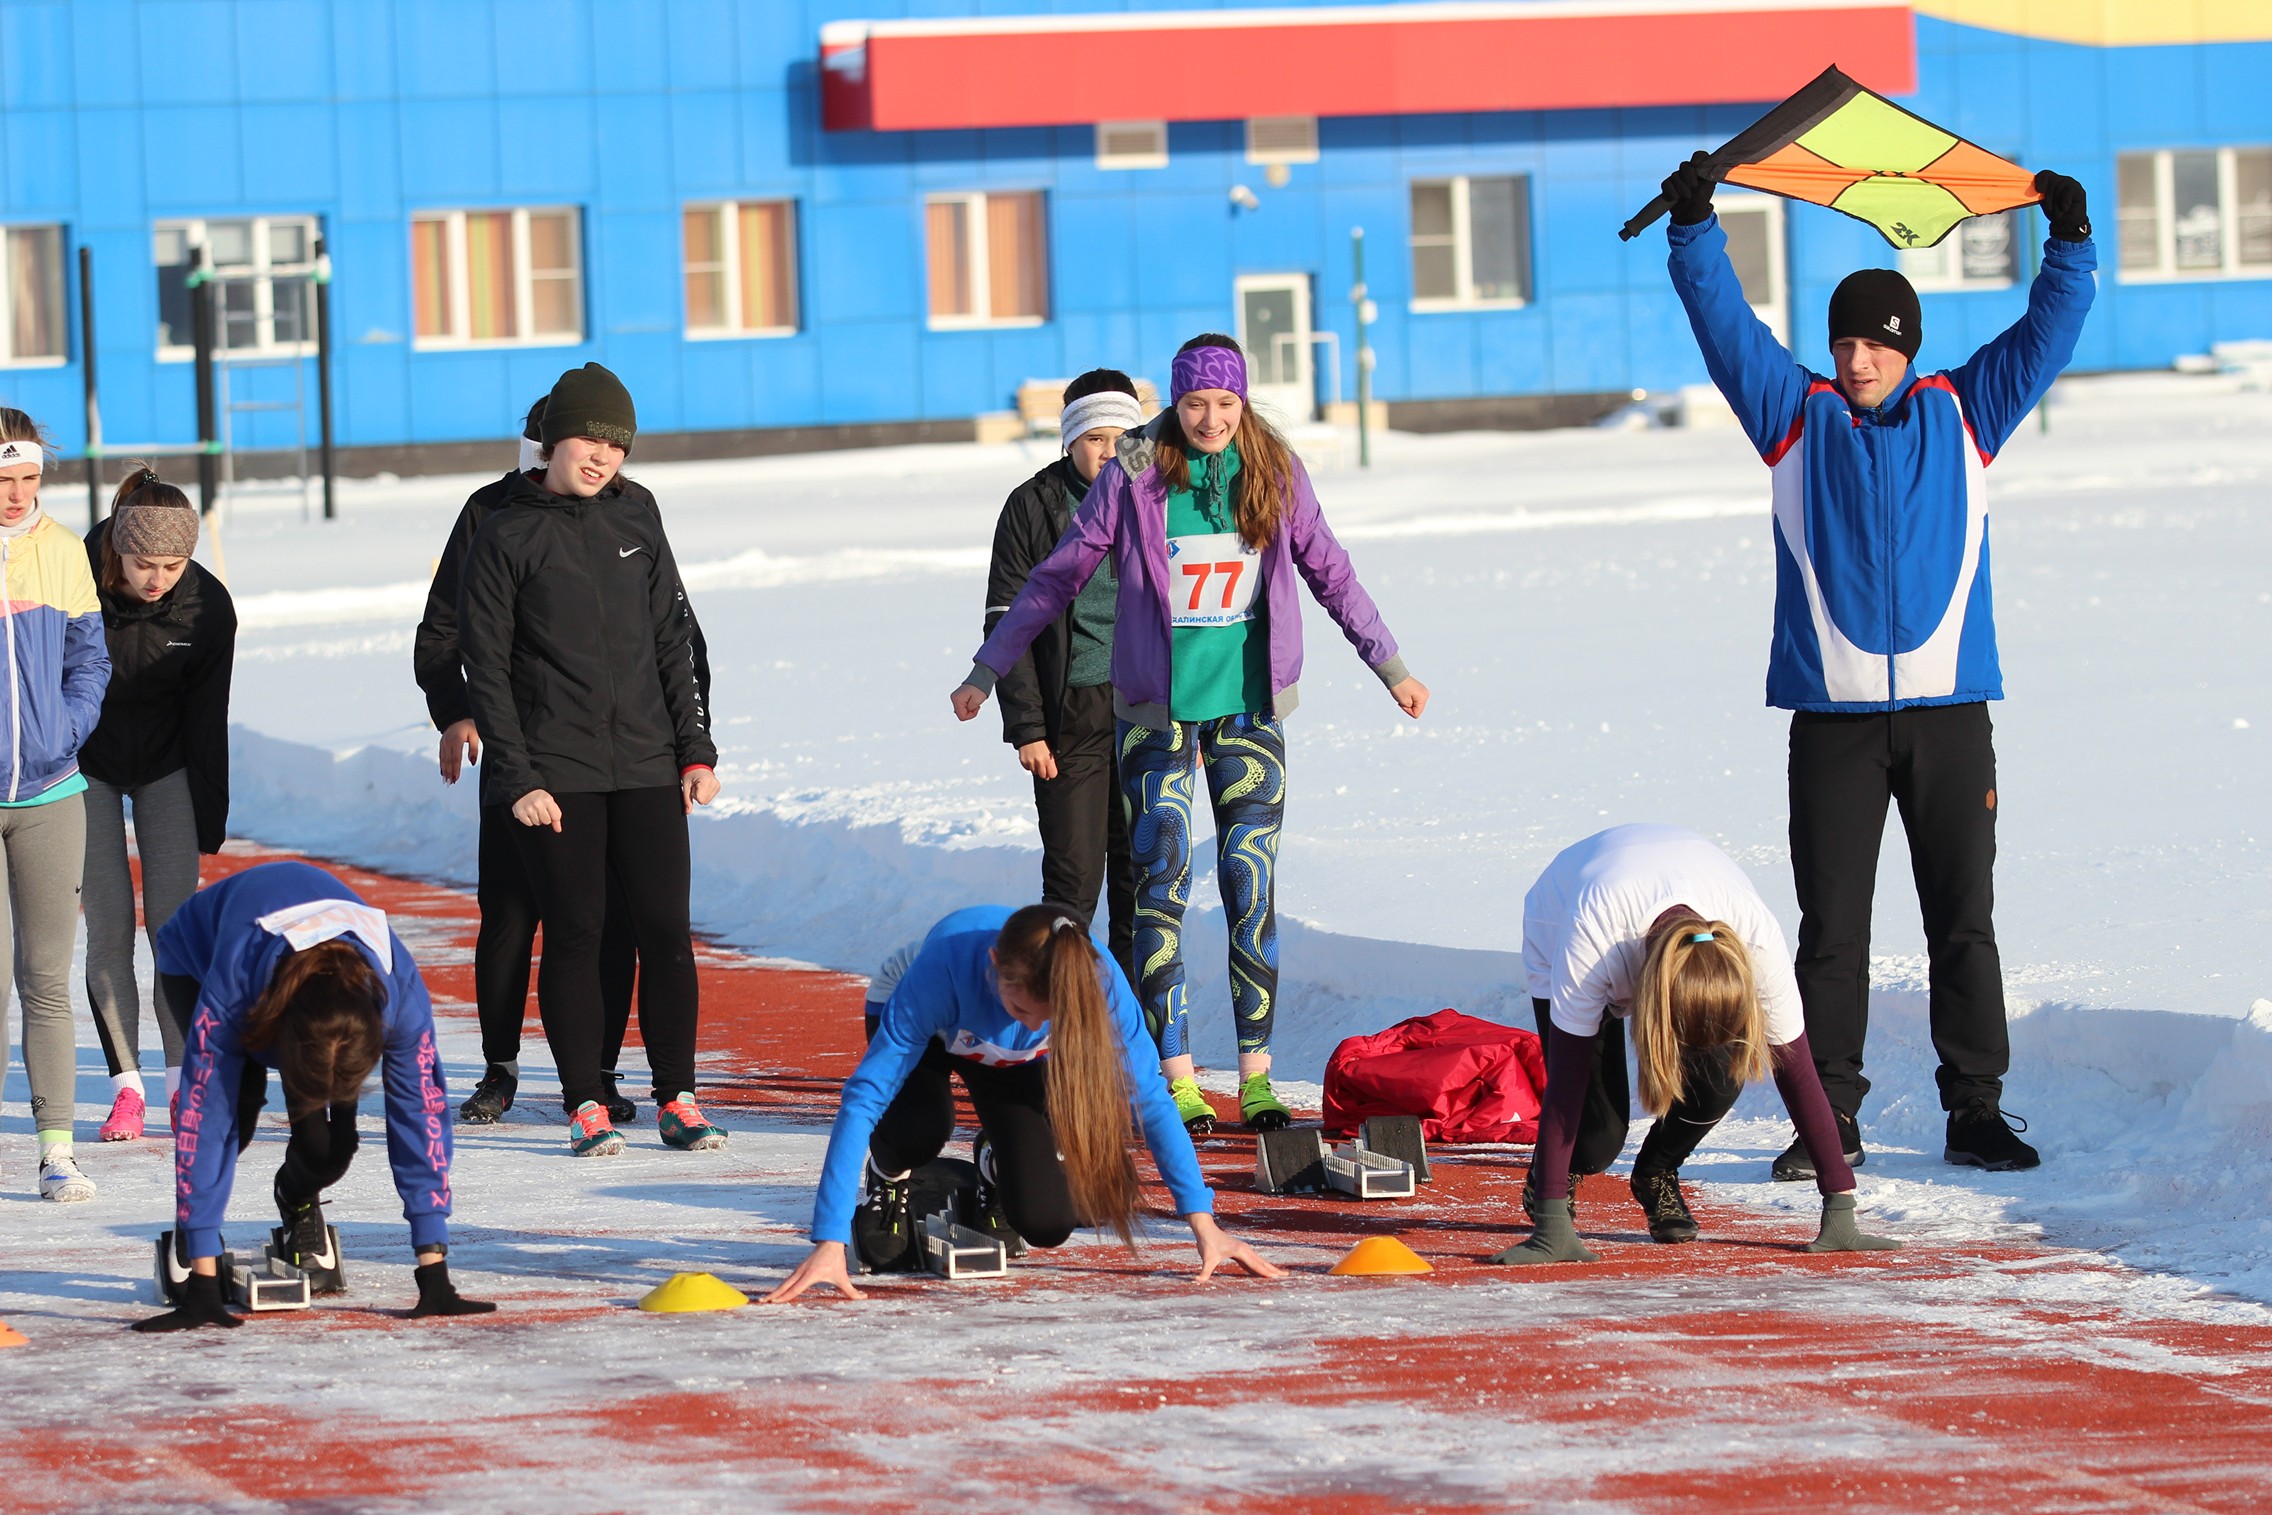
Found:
[457,364,723,1158]
[80,467,236,1143]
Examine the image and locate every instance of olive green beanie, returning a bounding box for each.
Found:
[539,363,636,451]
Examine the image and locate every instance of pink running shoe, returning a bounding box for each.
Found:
[100,1087,147,1142]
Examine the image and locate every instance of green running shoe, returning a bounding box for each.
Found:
[658,1092,728,1151]
[1238,1073,1292,1132]
[1169,1075,1216,1135]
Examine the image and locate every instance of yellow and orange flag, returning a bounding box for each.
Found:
[1621,66,2041,250]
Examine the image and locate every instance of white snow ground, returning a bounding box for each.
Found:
[19,370,2272,1308]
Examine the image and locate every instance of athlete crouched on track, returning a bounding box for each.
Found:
[766,904,1284,1302]
[135,860,493,1330]
[1490,825,1899,1264]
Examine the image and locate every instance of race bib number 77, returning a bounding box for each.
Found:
[1167,532,1263,628]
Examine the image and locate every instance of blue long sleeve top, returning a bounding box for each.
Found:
[811,904,1213,1245]
[156,860,453,1258]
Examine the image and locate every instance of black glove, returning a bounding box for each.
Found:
[409,1259,497,1318]
[133,1270,241,1333]
[1803,1192,1902,1254]
[2034,170,2090,243]
[1663,150,1721,226]
[1485,1199,1600,1266]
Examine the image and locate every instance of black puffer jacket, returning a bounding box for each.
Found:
[457,472,716,807]
[985,457,1098,749]
[79,520,237,852]
[414,469,711,733]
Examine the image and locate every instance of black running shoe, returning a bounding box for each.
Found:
[457,1065,517,1124]
[1629,1169,1699,1244]
[600,1070,637,1125]
[273,1176,345,1295]
[1944,1100,2040,1171]
[963,1135,1028,1260]
[852,1162,919,1273]
[1772,1109,1865,1183]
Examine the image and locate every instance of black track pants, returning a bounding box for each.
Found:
[1533,998,1629,1176]
[1788,703,2008,1117]
[476,804,636,1074]
[1031,682,1137,982]
[1531,999,1742,1176]
[510,787,699,1112]
[866,1039,1079,1250]
[234,1064,359,1205]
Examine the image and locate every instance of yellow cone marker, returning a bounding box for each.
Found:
[637,1272,750,1313]
[0,1320,24,1347]
[1329,1236,1434,1276]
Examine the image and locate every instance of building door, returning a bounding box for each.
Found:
[1714,193,1790,347]
[1235,273,1315,426]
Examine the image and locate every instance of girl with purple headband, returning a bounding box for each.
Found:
[953,335,1427,1134]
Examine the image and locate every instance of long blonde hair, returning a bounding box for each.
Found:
[1631,918,1772,1115]
[994,905,1141,1249]
[1152,334,1298,553]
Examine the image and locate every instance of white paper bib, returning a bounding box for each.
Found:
[1166,531,1262,628]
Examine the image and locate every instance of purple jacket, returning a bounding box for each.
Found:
[971,422,1408,726]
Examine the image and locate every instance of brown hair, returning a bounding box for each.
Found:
[1631,918,1772,1115]
[993,904,1142,1249]
[100,464,193,595]
[238,939,388,1119]
[1152,334,1297,553]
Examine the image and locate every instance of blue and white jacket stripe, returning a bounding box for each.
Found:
[1668,214,2096,712]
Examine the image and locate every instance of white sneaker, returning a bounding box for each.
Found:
[39,1152,96,1203]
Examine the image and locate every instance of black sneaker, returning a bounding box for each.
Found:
[273,1176,345,1295]
[457,1065,517,1124]
[1629,1169,1699,1244]
[962,1134,1028,1260]
[1944,1100,2040,1171]
[600,1070,637,1125]
[852,1162,919,1273]
[1771,1109,1865,1182]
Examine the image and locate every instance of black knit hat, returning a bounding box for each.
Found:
[522,395,547,441]
[1828,269,1922,361]
[540,363,636,451]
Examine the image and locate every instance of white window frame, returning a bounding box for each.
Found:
[1899,209,2020,293]
[1712,191,1791,346]
[925,191,1048,332]
[0,224,68,369]
[681,200,800,340]
[154,215,320,362]
[1095,121,1169,172]
[2117,147,2272,284]
[410,206,584,350]
[1245,116,1318,166]
[1408,175,1531,313]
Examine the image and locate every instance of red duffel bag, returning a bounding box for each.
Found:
[1322,1008,1547,1143]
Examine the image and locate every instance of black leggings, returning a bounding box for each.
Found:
[476,802,636,1073]
[865,1033,1079,1250]
[160,973,360,1206]
[1531,999,1744,1178]
[512,786,699,1112]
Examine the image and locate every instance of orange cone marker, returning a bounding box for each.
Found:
[0,1320,26,1347]
[1329,1236,1434,1276]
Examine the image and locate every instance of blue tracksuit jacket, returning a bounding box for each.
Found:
[1668,214,2096,711]
[157,860,453,1258]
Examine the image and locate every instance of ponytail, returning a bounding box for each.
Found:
[1631,919,1771,1116]
[994,905,1142,1249]
[240,939,388,1119]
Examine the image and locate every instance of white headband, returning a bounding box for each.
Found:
[1060,392,1143,453]
[0,440,44,472]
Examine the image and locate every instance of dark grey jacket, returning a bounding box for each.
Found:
[984,457,1104,749]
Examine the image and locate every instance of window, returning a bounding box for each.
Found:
[1246,116,1318,166]
[2117,148,2272,281]
[409,207,583,347]
[154,217,317,358]
[1409,176,1532,308]
[1899,210,2019,290]
[925,191,1048,328]
[683,201,799,337]
[1096,121,1168,171]
[1715,194,1790,344]
[0,225,66,365]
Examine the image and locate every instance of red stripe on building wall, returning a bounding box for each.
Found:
[822,5,1916,132]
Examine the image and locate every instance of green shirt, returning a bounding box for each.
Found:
[1164,443,1269,722]
[1063,466,1116,688]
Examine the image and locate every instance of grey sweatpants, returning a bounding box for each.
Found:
[0,792,87,1137]
[84,771,199,1077]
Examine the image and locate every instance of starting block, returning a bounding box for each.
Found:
[1359,1115,1433,1184]
[1325,1140,1419,1200]
[921,1211,1009,1281]
[1254,1128,1330,1195]
[230,1252,314,1312]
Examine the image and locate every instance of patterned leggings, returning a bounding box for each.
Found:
[1117,714,1286,1062]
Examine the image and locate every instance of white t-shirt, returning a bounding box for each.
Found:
[1523,823,1804,1045]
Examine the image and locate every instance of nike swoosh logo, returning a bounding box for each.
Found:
[619,546,644,558]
